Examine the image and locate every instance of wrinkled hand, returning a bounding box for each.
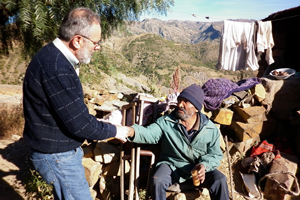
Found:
[115,126,129,143]
[115,126,135,143]
[192,163,206,184]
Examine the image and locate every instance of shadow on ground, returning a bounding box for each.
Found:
[0,138,32,199]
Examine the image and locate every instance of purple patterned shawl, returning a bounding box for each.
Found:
[202,77,261,111]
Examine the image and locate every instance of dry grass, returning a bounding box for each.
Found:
[0,103,24,139]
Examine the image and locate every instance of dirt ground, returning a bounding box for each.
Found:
[0,84,29,199]
[0,84,23,107]
[0,136,31,200]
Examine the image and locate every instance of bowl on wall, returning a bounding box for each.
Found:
[269,68,296,80]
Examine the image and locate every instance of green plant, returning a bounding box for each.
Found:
[25,169,53,200]
[138,189,146,200]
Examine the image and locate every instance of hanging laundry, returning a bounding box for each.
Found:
[216,20,259,71]
[257,21,275,65]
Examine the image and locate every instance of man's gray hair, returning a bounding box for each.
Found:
[58,7,101,41]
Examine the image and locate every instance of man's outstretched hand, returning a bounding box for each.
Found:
[115,126,135,143]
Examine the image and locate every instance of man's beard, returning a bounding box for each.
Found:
[77,47,93,64]
[176,108,193,120]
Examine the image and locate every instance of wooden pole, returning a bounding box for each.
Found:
[225,135,234,200]
[128,103,137,200]
[119,102,137,200]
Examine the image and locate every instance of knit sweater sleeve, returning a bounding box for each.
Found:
[42,68,116,141]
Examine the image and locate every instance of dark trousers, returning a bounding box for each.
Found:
[151,163,229,200]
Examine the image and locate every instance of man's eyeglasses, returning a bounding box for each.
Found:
[78,35,101,47]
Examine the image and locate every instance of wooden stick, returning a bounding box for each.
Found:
[120,108,127,200]
[225,135,234,200]
[133,98,145,200]
[117,102,137,200]
[120,142,125,200]
[128,103,137,200]
[128,144,136,200]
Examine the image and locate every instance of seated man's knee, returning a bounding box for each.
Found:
[220,173,227,183]
[214,173,227,186]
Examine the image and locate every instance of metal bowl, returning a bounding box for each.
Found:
[269,68,296,80]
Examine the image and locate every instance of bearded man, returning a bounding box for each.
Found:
[125,84,229,200]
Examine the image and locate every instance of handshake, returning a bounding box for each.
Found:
[97,110,135,143]
[114,126,135,143]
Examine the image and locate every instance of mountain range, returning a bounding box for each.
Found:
[125,18,257,43]
[125,18,223,44]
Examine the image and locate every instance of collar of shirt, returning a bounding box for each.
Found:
[53,38,79,69]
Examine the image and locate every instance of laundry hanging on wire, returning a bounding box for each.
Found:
[216,20,274,71]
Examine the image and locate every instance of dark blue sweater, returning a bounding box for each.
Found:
[23,42,116,153]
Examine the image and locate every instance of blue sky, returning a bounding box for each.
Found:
[141,0,300,22]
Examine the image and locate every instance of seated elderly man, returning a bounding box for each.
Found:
[125,84,229,200]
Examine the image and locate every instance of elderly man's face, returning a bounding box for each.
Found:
[176,97,198,120]
[77,23,101,64]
